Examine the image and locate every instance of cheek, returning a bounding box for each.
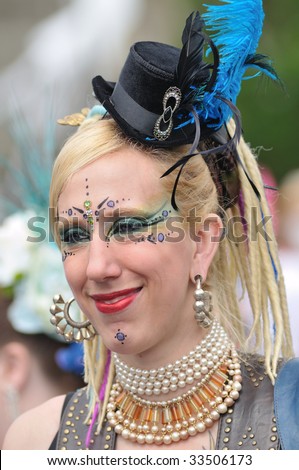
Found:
[133,240,194,286]
[158,239,194,271]
[63,254,86,292]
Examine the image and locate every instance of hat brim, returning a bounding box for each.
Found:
[93,76,228,149]
[92,75,201,148]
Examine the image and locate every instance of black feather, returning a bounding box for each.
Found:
[175,12,210,103]
[245,53,280,81]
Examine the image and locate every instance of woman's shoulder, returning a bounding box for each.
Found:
[3,394,66,450]
[239,352,285,376]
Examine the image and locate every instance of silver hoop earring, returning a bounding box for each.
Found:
[193,275,213,328]
[50,295,96,342]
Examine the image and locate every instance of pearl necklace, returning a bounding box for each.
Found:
[113,320,230,396]
[106,348,242,446]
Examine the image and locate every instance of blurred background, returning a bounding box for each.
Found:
[0,0,298,204]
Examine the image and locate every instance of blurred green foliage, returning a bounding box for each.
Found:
[179,0,299,182]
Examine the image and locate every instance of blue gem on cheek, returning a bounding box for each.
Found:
[68,208,73,216]
[158,233,165,242]
[162,210,168,218]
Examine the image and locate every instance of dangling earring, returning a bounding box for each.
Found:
[193,275,213,328]
[50,295,96,342]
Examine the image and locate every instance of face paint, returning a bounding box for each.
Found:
[59,198,174,253]
[62,250,75,262]
[72,206,84,214]
[147,234,156,244]
[60,228,89,254]
[115,329,127,344]
[104,203,173,245]
[97,196,110,210]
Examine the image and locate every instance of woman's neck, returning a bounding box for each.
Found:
[113,317,227,403]
[116,316,215,371]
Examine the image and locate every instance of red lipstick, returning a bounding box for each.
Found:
[91,287,142,314]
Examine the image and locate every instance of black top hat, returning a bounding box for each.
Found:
[92,13,222,148]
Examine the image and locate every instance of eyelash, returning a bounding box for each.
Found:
[107,216,163,237]
[59,215,166,244]
[60,227,90,245]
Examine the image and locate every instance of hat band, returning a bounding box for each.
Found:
[109,82,159,136]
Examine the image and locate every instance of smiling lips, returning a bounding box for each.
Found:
[91,287,142,314]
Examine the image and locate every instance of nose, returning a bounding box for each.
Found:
[85,235,122,282]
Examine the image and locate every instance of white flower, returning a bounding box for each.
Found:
[0,211,34,285]
[1,210,80,338]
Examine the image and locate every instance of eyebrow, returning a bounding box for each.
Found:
[97,197,109,209]
[72,206,84,214]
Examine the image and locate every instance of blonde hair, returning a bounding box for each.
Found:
[50,116,294,429]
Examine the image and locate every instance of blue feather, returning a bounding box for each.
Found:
[199,0,276,128]
[200,0,280,281]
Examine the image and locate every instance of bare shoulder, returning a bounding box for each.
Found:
[3,394,66,450]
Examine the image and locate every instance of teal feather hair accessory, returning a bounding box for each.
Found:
[0,107,84,375]
[0,110,54,215]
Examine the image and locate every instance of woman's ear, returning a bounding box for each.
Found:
[190,213,223,282]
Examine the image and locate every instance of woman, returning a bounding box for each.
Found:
[3,0,298,450]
